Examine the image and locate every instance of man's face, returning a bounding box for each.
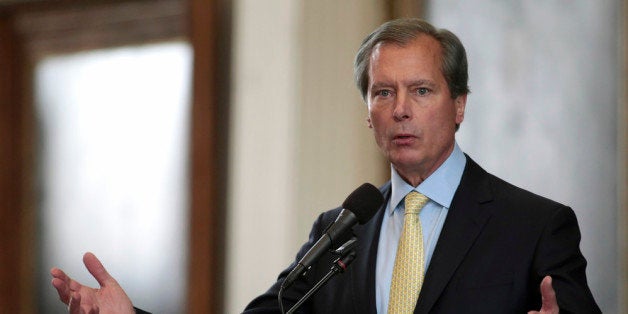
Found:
[366,35,466,184]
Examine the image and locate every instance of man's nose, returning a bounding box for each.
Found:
[392,92,411,121]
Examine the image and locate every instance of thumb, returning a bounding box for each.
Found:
[83,252,116,287]
[540,276,558,313]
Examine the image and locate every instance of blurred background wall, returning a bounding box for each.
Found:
[224,0,386,311]
[0,0,229,312]
[0,0,625,313]
[427,1,621,312]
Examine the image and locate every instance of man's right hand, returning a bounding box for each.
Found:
[51,252,135,314]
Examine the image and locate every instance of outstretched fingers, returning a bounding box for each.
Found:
[83,252,116,288]
[52,253,132,313]
[51,267,74,304]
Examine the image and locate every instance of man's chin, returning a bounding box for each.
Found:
[389,155,424,171]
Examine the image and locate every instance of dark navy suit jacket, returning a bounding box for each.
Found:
[244,156,600,313]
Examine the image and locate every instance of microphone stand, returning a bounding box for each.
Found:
[286,238,358,314]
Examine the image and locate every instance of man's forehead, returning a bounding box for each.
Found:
[369,36,442,67]
[369,36,442,69]
[372,34,440,53]
[366,36,447,94]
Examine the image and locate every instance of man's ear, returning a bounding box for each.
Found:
[455,94,467,124]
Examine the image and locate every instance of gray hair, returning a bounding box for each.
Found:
[354,18,470,101]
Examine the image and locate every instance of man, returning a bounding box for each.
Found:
[242,18,600,313]
[51,18,600,313]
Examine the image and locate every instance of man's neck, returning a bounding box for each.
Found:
[393,144,455,187]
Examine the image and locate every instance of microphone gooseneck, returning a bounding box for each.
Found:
[286,238,359,314]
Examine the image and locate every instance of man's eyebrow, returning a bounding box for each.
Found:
[369,82,394,90]
[369,79,438,90]
[408,79,438,88]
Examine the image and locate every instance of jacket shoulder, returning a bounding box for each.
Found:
[464,155,569,213]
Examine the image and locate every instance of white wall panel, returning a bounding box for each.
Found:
[427,1,620,312]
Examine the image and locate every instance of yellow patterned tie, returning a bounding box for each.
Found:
[388,191,429,313]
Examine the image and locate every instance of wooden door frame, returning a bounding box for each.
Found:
[0,10,32,313]
[0,0,229,312]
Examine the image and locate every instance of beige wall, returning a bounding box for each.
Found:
[295,0,388,251]
[225,1,386,312]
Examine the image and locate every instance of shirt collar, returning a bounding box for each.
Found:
[388,142,467,215]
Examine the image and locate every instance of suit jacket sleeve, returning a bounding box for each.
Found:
[532,205,600,313]
[243,208,342,313]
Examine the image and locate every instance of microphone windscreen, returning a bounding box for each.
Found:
[342,183,384,224]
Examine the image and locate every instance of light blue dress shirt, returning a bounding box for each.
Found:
[375,143,466,313]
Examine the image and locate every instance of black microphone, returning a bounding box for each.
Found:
[281,183,383,290]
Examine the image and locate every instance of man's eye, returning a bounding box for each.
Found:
[378,90,392,97]
[417,88,429,95]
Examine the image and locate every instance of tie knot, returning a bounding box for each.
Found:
[404,191,428,214]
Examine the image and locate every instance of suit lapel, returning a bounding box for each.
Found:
[350,182,391,314]
[415,157,494,313]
